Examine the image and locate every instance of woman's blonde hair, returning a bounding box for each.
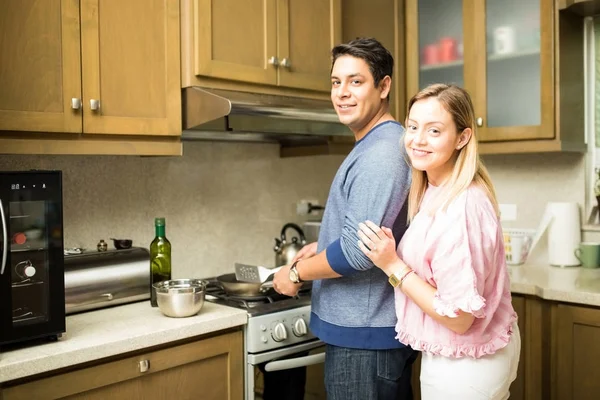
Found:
[405,83,499,221]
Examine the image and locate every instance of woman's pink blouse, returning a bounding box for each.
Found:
[395,183,517,359]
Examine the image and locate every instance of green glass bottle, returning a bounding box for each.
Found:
[150,217,171,307]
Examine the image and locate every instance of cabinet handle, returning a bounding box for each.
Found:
[90,99,100,111]
[138,359,150,373]
[280,58,291,69]
[476,117,483,127]
[71,98,82,110]
[268,56,279,66]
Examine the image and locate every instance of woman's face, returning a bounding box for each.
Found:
[404,97,469,186]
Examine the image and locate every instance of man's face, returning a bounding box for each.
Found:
[330,55,388,134]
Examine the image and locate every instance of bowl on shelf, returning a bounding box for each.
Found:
[110,238,132,250]
[153,279,207,318]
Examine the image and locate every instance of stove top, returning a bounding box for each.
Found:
[204,278,312,317]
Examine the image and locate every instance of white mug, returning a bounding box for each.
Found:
[506,234,531,265]
[494,26,516,55]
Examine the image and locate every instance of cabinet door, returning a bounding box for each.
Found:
[1,330,244,400]
[80,0,181,136]
[406,0,464,99]
[194,0,278,85]
[0,0,81,133]
[467,0,554,141]
[277,0,341,92]
[554,304,600,400]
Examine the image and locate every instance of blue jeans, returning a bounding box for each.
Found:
[324,344,418,400]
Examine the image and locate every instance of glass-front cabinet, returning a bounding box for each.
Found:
[406,0,556,143]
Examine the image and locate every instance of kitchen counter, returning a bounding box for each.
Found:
[510,263,600,306]
[0,301,247,384]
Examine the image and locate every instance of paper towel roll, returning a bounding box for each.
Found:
[546,202,581,267]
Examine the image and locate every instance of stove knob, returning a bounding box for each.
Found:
[271,322,288,342]
[292,317,308,337]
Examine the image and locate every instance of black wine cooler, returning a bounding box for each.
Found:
[0,170,65,345]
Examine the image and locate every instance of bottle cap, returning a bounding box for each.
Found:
[155,217,166,226]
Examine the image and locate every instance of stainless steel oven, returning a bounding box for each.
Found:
[204,281,326,400]
[0,170,65,346]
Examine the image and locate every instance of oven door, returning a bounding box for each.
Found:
[247,340,326,400]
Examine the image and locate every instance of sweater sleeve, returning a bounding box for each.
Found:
[328,135,411,276]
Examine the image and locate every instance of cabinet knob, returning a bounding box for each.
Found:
[90,99,100,111]
[268,56,279,66]
[138,359,150,373]
[280,58,291,69]
[476,117,483,127]
[71,98,82,110]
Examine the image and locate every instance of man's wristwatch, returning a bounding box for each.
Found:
[289,261,303,284]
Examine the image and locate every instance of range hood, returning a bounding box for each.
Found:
[181,87,351,145]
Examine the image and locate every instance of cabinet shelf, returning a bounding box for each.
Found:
[419,48,540,72]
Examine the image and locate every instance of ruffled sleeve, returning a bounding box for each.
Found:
[428,187,501,319]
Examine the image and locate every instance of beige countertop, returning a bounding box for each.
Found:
[509,263,600,306]
[0,301,247,384]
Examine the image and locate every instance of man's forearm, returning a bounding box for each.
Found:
[296,250,341,281]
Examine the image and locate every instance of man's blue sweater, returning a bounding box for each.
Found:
[310,120,411,349]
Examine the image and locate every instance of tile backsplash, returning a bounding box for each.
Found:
[0,144,585,275]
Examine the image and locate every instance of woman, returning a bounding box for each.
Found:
[357,83,520,399]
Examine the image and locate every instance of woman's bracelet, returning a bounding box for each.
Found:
[398,269,414,290]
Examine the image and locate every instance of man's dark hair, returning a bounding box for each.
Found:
[331,37,394,88]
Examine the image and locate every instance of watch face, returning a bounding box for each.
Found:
[388,274,400,287]
[289,268,299,283]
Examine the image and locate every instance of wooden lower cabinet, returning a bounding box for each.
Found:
[554,303,600,400]
[0,330,243,400]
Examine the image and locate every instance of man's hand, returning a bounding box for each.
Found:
[289,242,318,264]
[273,263,302,297]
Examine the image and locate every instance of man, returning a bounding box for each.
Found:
[272,38,417,399]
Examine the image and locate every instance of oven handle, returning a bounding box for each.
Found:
[264,353,325,372]
[0,199,7,275]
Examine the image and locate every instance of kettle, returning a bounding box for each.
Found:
[274,223,307,266]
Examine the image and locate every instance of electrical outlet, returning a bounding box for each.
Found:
[296,199,322,216]
[499,203,517,221]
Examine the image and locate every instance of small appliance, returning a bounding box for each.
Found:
[0,170,65,346]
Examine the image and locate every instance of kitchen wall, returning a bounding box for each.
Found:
[0,144,585,276]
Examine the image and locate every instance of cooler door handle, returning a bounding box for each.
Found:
[264,353,325,372]
[0,199,7,275]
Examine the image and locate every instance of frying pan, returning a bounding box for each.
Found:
[216,273,273,297]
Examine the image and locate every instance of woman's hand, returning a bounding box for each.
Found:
[357,220,401,272]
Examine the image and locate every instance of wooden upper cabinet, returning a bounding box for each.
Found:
[80,0,181,136]
[194,0,341,92]
[0,0,82,133]
[405,0,585,153]
[277,0,341,91]
[194,0,278,85]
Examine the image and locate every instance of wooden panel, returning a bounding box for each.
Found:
[80,0,181,136]
[478,0,554,142]
[341,0,405,120]
[1,330,243,400]
[194,0,277,85]
[556,8,585,144]
[404,0,419,102]
[0,136,182,156]
[277,0,341,92]
[554,304,600,400]
[0,0,82,133]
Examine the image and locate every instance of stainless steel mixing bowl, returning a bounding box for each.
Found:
[153,279,207,318]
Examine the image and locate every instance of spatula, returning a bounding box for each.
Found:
[234,263,282,283]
